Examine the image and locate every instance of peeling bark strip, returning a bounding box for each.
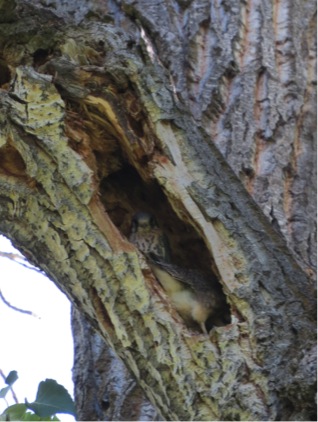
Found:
[0,1,316,421]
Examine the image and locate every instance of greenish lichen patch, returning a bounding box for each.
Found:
[10,67,94,205]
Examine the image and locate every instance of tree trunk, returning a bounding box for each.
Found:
[71,306,160,421]
[0,0,316,421]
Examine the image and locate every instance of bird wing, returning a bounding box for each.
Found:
[148,257,215,292]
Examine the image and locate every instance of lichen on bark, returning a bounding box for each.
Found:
[0,1,316,420]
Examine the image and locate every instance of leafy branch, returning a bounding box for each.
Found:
[0,371,76,421]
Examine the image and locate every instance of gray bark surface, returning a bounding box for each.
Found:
[72,306,159,421]
[0,0,316,420]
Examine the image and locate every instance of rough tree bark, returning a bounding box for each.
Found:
[0,0,316,421]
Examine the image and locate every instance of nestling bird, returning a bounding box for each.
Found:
[148,256,230,334]
[129,211,230,334]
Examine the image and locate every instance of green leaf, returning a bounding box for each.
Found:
[22,413,43,421]
[0,385,10,399]
[1,405,60,421]
[5,371,18,386]
[25,379,75,417]
[22,412,60,421]
[2,403,27,420]
[0,371,18,400]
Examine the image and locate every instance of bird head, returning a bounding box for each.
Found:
[130,211,158,233]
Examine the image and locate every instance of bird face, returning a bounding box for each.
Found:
[131,212,157,233]
[129,212,171,262]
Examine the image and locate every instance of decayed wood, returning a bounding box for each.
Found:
[0,1,316,420]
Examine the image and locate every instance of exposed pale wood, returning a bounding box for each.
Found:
[0,1,316,420]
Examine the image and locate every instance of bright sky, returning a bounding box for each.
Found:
[0,235,75,421]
